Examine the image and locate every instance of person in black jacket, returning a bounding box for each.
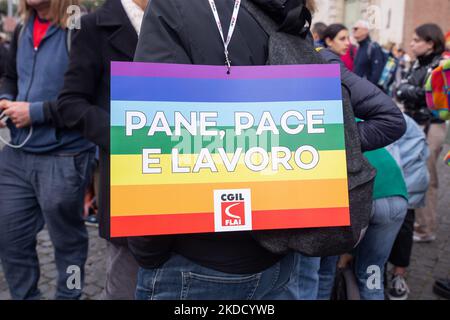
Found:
[128,0,406,300]
[396,23,446,245]
[387,23,446,300]
[44,0,149,300]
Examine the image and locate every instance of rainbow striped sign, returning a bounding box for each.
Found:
[110,62,350,237]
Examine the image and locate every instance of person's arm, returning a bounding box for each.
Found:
[134,0,191,63]
[0,25,48,129]
[396,80,425,104]
[0,25,20,101]
[320,49,406,151]
[47,15,110,151]
[344,65,406,151]
[367,44,385,85]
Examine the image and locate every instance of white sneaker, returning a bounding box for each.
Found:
[387,275,410,300]
[413,232,436,243]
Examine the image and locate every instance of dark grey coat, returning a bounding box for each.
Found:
[128,0,406,270]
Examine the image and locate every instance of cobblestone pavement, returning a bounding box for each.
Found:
[0,227,106,300]
[0,148,449,300]
[403,147,450,300]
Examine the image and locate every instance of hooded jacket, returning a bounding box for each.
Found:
[128,0,406,272]
[0,15,94,154]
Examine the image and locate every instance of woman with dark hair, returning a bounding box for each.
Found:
[322,23,350,56]
[320,23,357,71]
[388,23,446,300]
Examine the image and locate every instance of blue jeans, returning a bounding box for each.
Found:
[354,196,407,300]
[0,147,94,300]
[135,252,299,300]
[317,197,408,300]
[293,253,321,300]
[317,256,339,300]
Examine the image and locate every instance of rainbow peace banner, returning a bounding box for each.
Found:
[110,62,350,237]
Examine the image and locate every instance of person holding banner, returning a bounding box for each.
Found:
[44,0,149,299]
[126,0,407,301]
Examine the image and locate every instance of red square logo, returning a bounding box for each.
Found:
[221,202,245,227]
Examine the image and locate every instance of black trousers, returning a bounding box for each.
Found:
[389,209,415,268]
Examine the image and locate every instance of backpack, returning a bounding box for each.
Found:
[425,59,450,120]
[242,0,376,257]
[368,43,397,93]
[367,42,389,66]
[378,54,399,95]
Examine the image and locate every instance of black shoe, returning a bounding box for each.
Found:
[84,213,99,227]
[433,279,450,300]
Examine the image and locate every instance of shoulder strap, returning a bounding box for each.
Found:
[66,28,73,54]
[367,42,374,60]
[16,23,24,47]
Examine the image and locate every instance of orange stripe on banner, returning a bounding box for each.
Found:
[110,207,350,237]
[111,179,349,216]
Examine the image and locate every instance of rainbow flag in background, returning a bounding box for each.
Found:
[445,151,450,167]
[110,62,350,237]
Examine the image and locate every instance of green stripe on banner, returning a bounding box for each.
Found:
[111,124,345,155]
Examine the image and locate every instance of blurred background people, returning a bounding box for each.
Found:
[312,21,327,47]
[353,20,386,86]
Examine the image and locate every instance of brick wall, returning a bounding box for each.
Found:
[402,0,450,55]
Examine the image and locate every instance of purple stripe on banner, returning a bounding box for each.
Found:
[111,62,341,79]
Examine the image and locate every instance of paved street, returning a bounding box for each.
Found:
[0,146,449,300]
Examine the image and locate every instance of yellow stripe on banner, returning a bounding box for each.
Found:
[110,150,348,186]
[111,179,349,216]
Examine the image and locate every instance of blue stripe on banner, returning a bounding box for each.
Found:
[110,101,344,126]
[111,76,342,102]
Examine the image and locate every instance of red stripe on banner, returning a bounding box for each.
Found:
[111,207,350,237]
[252,207,350,230]
[111,213,215,237]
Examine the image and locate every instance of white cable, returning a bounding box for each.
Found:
[0,120,34,149]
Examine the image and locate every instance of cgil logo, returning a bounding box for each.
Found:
[214,189,252,232]
[221,200,245,227]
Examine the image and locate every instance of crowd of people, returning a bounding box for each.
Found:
[0,0,449,301]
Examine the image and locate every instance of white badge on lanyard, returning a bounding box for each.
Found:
[208,0,241,74]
